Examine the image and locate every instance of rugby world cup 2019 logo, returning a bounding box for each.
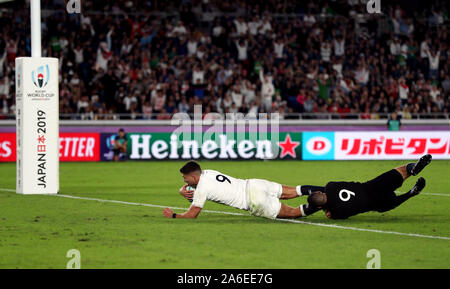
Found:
[31,65,50,88]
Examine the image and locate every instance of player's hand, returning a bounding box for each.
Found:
[179,184,194,202]
[163,207,174,218]
[324,210,332,219]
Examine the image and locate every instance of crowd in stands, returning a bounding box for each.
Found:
[0,0,449,120]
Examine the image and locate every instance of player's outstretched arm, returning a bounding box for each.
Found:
[163,206,202,219]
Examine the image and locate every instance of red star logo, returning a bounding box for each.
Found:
[277,134,300,158]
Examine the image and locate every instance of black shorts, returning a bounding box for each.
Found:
[362,169,404,208]
[363,169,404,193]
[113,148,125,156]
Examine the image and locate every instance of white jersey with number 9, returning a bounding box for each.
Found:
[191,170,248,210]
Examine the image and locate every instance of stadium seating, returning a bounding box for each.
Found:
[0,0,448,120]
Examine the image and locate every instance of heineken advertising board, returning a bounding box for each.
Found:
[127,132,302,160]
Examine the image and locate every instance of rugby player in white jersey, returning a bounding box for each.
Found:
[162,161,321,219]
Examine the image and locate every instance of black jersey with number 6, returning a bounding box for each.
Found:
[324,181,378,219]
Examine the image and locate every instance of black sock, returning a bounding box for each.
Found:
[300,204,321,217]
[396,190,415,203]
[300,185,325,196]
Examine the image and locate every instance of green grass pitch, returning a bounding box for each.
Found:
[0,160,449,269]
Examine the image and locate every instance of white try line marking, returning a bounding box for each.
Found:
[1,188,449,241]
[396,191,450,197]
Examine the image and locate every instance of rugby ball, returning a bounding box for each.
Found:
[186,186,195,202]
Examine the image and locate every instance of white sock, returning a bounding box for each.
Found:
[299,204,306,216]
[296,185,302,196]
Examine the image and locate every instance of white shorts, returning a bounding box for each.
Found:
[246,179,283,219]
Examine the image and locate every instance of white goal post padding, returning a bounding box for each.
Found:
[15,57,59,194]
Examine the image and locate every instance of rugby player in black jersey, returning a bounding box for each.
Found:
[299,154,432,220]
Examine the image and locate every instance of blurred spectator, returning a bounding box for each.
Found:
[260,69,275,112]
[387,112,402,131]
[398,77,409,107]
[426,49,440,80]
[0,76,9,98]
[113,128,127,162]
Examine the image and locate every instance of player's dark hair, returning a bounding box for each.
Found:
[180,161,202,175]
[307,191,327,207]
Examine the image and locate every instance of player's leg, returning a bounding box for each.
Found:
[277,203,302,218]
[276,203,321,218]
[280,186,297,199]
[366,154,432,193]
[246,180,314,219]
[365,168,405,196]
[247,179,284,219]
[396,154,432,180]
[280,185,325,199]
[408,154,432,176]
[113,148,120,162]
[394,165,409,180]
[377,178,426,212]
